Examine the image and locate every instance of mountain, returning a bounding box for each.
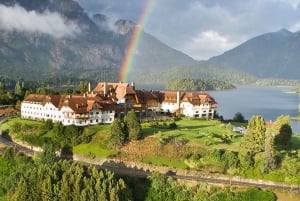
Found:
[208,29,300,79]
[0,0,196,82]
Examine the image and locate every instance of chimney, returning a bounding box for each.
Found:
[131,81,135,90]
[104,82,108,96]
[176,91,180,110]
[88,82,91,92]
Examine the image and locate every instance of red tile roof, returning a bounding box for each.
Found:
[93,82,135,100]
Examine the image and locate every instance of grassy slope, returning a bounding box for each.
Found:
[2,117,300,182]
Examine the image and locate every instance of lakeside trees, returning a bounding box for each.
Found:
[166,78,236,91]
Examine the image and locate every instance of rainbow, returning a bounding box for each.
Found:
[118,0,154,82]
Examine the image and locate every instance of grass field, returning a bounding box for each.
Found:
[0,117,245,161]
[73,124,118,158]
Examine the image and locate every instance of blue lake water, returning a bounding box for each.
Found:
[209,86,300,134]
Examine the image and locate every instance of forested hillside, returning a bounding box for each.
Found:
[166,78,236,91]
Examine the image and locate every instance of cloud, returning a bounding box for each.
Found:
[0,4,80,38]
[182,30,238,60]
[272,0,300,9]
[75,0,300,59]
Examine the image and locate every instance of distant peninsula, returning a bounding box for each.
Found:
[166,78,236,91]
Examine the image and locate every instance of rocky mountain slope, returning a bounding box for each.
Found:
[0,0,196,81]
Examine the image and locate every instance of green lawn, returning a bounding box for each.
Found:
[152,118,244,151]
[73,124,117,157]
[73,143,117,158]
[141,156,187,169]
[0,117,43,131]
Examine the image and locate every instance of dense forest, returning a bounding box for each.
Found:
[0,147,277,201]
[166,78,236,91]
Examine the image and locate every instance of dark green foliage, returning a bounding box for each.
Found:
[166,78,236,91]
[236,188,276,201]
[36,143,57,166]
[209,149,224,163]
[275,124,292,146]
[222,150,239,169]
[264,128,277,173]
[281,156,300,184]
[110,119,127,147]
[238,151,255,170]
[50,124,89,148]
[168,122,177,129]
[1,149,133,201]
[43,119,54,130]
[145,172,276,201]
[10,122,22,134]
[76,81,89,93]
[233,112,246,123]
[133,64,257,86]
[146,172,176,201]
[125,110,142,140]
[123,177,151,201]
[272,115,292,147]
[243,115,266,153]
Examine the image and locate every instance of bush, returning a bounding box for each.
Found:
[168,122,177,129]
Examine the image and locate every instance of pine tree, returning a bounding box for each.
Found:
[14,80,23,97]
[10,177,29,201]
[36,143,57,166]
[264,128,277,172]
[272,115,292,146]
[243,115,266,153]
[110,119,127,148]
[125,110,142,140]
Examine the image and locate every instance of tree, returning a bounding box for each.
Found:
[125,110,142,140]
[110,119,127,148]
[146,172,175,201]
[272,115,292,146]
[36,143,57,166]
[264,128,277,173]
[275,124,292,146]
[14,80,24,97]
[243,115,266,153]
[233,112,245,123]
[76,81,89,93]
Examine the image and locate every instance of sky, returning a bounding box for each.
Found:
[74,0,300,60]
[0,4,79,38]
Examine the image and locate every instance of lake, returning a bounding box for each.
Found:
[209,86,300,134]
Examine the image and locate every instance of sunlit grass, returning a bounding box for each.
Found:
[73,143,117,158]
[141,156,187,169]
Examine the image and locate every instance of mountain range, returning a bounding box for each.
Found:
[0,0,196,82]
[0,0,299,84]
[208,28,300,79]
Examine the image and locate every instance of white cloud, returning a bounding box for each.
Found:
[0,4,80,38]
[272,0,300,9]
[182,30,239,60]
[76,0,300,59]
